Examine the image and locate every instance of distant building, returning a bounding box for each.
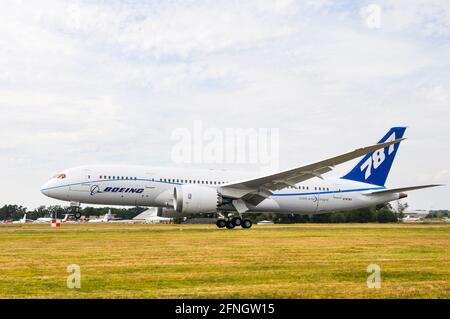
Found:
[257,220,274,225]
[403,210,429,218]
[402,210,429,223]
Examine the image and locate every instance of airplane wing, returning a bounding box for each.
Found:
[363,184,443,196]
[219,138,405,211]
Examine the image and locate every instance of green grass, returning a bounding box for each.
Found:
[0,223,448,298]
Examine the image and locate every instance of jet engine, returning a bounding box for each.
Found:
[173,185,222,214]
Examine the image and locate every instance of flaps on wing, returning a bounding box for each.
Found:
[219,138,405,200]
[242,191,272,206]
[363,184,443,196]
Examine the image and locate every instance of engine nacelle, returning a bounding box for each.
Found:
[173,185,221,214]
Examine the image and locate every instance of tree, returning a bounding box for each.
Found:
[396,201,409,221]
[376,208,397,223]
[0,205,27,221]
[330,212,346,223]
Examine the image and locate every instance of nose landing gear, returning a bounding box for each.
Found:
[70,202,82,220]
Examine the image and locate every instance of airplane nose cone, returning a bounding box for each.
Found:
[40,181,53,197]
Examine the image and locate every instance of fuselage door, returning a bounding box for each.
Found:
[135,173,157,206]
[314,192,320,213]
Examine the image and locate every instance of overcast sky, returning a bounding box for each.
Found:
[0,0,449,210]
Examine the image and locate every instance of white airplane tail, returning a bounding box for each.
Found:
[103,209,112,222]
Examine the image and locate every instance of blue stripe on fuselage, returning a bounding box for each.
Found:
[271,187,384,196]
[41,178,384,196]
[40,178,183,191]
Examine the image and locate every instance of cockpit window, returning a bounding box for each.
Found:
[53,173,66,179]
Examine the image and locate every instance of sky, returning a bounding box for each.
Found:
[0,0,449,210]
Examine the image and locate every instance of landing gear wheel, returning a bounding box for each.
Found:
[231,217,242,226]
[74,212,82,220]
[225,220,235,229]
[216,219,226,228]
[241,219,253,229]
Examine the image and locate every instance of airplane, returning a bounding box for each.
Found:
[87,209,112,223]
[140,207,173,224]
[33,215,54,224]
[12,214,33,224]
[61,214,77,223]
[40,127,442,229]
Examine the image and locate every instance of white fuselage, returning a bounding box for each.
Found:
[40,165,400,215]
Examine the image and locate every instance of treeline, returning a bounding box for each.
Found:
[0,203,430,223]
[252,206,401,223]
[187,204,404,223]
[427,210,449,218]
[0,205,146,221]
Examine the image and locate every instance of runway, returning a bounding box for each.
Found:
[0,223,448,298]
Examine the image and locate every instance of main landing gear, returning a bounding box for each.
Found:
[216,216,253,229]
[70,202,82,220]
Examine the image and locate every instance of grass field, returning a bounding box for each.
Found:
[0,223,448,298]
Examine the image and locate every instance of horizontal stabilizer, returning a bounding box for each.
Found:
[364,184,443,196]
